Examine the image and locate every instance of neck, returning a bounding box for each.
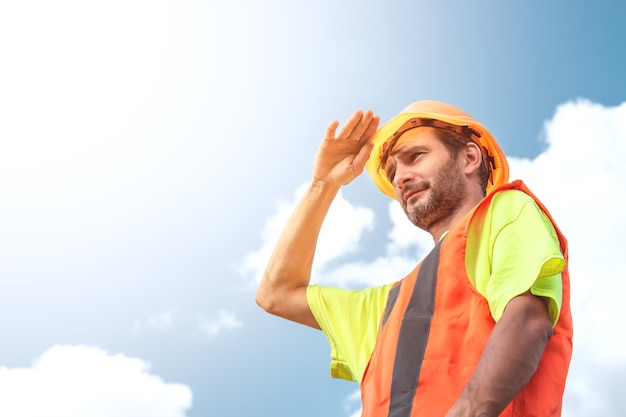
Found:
[428,193,483,243]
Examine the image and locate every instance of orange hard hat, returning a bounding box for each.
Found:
[365,100,509,200]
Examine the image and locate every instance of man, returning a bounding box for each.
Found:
[256,100,573,417]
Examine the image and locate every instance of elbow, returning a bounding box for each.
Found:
[525,301,555,374]
[255,285,275,314]
[255,267,312,321]
[528,297,555,345]
[255,275,285,316]
[525,318,554,381]
[533,315,554,346]
[255,267,276,313]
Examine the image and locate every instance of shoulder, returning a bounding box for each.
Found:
[486,188,548,228]
[490,188,535,210]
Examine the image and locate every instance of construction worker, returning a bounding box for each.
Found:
[256,100,572,416]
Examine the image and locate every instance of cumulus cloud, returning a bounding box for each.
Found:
[318,202,434,288]
[239,183,375,286]
[198,309,243,338]
[0,345,192,417]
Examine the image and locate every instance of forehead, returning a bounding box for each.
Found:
[388,126,443,156]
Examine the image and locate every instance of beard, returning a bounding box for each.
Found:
[402,156,467,233]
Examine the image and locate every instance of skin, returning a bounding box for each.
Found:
[387,127,473,240]
[256,111,554,417]
[255,109,380,329]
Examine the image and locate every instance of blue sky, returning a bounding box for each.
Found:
[1,1,625,416]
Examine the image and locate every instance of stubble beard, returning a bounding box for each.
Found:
[403,157,467,233]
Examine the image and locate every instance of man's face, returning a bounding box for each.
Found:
[385,127,467,232]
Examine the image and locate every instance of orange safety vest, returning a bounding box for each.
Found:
[360,180,573,417]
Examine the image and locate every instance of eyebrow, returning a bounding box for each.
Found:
[391,144,430,160]
[384,144,431,180]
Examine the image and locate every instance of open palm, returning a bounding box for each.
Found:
[313,109,380,186]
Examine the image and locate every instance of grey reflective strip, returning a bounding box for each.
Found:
[382,283,402,327]
[388,241,441,417]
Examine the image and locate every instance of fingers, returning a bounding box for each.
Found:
[315,109,380,185]
[336,109,365,140]
[361,114,380,142]
[353,138,376,171]
[323,119,340,142]
[332,109,379,141]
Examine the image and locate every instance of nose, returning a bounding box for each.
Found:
[393,164,413,190]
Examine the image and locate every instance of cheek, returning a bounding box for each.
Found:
[394,188,403,203]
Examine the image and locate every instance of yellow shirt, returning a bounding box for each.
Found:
[306,189,565,383]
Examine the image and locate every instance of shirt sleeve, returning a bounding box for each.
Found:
[473,191,565,325]
[306,284,393,382]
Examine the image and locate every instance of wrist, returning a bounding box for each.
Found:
[309,178,341,196]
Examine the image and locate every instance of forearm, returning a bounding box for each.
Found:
[446,293,553,417]
[255,180,339,323]
[255,109,378,327]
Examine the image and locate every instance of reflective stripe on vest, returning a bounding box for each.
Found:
[388,241,440,417]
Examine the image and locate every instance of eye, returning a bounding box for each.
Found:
[411,152,423,162]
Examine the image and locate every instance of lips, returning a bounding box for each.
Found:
[403,187,425,204]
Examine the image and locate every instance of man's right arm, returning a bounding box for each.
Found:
[255,180,340,329]
[255,109,380,329]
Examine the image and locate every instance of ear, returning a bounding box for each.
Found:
[462,142,483,177]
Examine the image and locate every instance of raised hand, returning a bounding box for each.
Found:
[313,109,380,187]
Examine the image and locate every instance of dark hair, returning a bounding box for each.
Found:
[433,128,490,194]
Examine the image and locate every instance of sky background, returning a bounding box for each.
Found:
[1,1,625,416]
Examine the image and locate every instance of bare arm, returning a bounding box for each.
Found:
[446,292,554,417]
[255,110,380,329]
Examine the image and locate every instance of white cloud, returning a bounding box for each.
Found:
[320,255,416,288]
[198,309,243,338]
[0,345,192,417]
[348,408,362,417]
[386,202,434,258]
[344,389,362,417]
[239,183,375,286]
[133,311,175,335]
